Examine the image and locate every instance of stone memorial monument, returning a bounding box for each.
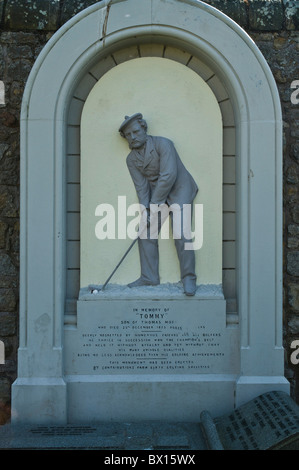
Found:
[11,0,289,424]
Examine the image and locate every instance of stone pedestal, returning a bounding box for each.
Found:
[64,286,239,421]
[11,378,67,424]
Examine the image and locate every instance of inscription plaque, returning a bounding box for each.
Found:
[65,297,238,376]
[213,391,299,450]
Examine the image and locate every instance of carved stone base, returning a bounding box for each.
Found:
[64,292,242,421]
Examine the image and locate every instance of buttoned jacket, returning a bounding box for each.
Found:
[126,135,198,208]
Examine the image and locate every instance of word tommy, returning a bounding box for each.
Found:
[137,312,165,319]
[95,196,203,250]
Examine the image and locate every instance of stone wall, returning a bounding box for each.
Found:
[0,0,298,424]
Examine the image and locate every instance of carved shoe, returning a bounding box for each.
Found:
[183,277,196,296]
[128,277,160,288]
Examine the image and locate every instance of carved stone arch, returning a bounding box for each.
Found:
[13,0,288,424]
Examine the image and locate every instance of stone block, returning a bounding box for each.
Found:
[60,0,99,25]
[0,253,17,276]
[0,313,16,336]
[12,378,67,424]
[288,224,299,236]
[64,292,241,421]
[288,284,299,311]
[0,1,4,24]
[287,251,299,276]
[0,221,8,249]
[0,288,16,311]
[288,237,299,249]
[287,165,299,184]
[0,186,19,217]
[288,314,299,334]
[7,58,32,84]
[0,377,10,403]
[283,0,299,30]
[7,44,33,60]
[0,145,19,186]
[4,0,59,31]
[291,142,299,162]
[0,143,9,161]
[205,0,248,27]
[248,0,284,31]
[292,206,299,224]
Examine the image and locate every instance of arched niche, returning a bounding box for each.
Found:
[80,56,223,287]
[12,0,289,424]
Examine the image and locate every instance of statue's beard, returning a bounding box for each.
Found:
[129,137,147,150]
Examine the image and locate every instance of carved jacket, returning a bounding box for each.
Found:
[126,135,198,209]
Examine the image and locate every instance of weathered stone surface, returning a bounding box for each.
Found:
[288,224,299,237]
[0,254,16,277]
[288,314,299,334]
[283,0,299,30]
[287,251,299,276]
[0,143,19,186]
[248,0,284,31]
[9,81,25,108]
[0,221,8,249]
[291,206,299,224]
[291,142,299,162]
[0,1,4,21]
[0,186,19,218]
[7,44,33,60]
[9,221,19,253]
[7,58,32,84]
[0,378,10,403]
[288,237,299,249]
[4,0,60,31]
[0,0,295,32]
[288,284,299,311]
[0,143,9,160]
[0,313,16,336]
[287,165,299,184]
[60,0,99,25]
[203,0,248,27]
[286,183,299,203]
[0,375,13,424]
[0,288,16,311]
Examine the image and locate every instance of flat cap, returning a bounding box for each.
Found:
[119,113,143,133]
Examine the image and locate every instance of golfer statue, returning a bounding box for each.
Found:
[119,113,198,296]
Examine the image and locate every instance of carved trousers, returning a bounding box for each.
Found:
[137,207,196,285]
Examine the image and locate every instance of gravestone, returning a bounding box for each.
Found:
[12,0,290,424]
[201,391,299,450]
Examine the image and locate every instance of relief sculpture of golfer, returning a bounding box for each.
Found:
[119,113,198,296]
